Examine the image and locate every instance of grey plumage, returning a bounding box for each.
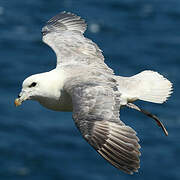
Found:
[41,12,172,174]
[46,11,87,34]
[16,11,173,175]
[64,70,140,174]
[42,12,112,73]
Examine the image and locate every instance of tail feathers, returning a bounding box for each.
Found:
[133,71,173,103]
[117,70,173,104]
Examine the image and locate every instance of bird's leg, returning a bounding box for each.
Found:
[126,103,168,136]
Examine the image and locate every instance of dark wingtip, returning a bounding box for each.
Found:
[42,11,87,34]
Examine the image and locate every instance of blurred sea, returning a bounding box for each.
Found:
[0,0,180,180]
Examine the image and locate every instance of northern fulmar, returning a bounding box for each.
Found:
[15,12,173,174]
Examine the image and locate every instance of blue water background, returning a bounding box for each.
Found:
[0,0,180,179]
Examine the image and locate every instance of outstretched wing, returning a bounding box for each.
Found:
[42,12,107,69]
[65,78,141,174]
[42,11,87,35]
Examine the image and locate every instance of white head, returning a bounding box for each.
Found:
[15,70,63,106]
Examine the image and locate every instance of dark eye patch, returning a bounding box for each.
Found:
[29,82,37,88]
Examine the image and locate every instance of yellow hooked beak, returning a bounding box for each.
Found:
[14,98,22,107]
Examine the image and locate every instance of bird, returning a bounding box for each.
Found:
[15,11,173,174]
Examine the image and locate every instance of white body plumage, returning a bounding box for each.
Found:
[15,12,173,175]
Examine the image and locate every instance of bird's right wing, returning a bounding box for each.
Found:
[42,11,87,35]
[41,12,110,72]
[64,78,141,174]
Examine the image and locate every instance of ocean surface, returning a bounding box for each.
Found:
[0,0,180,179]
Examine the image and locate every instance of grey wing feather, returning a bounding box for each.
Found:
[42,11,87,35]
[65,78,141,174]
[42,12,112,72]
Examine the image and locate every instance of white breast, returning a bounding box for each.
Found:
[38,89,73,111]
[32,68,73,112]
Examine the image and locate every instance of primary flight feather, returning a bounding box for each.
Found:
[15,11,173,174]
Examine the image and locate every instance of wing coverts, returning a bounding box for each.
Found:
[65,78,141,174]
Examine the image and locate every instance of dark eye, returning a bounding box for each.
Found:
[41,29,48,36]
[28,82,37,88]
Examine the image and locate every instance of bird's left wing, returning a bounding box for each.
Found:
[64,79,141,174]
